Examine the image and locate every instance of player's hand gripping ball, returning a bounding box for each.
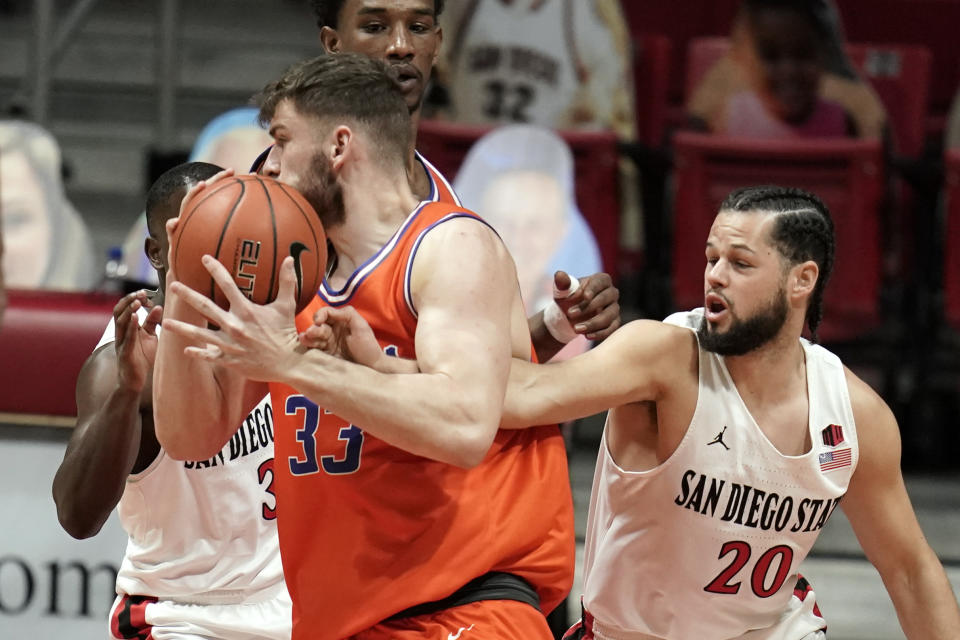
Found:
[172,175,327,313]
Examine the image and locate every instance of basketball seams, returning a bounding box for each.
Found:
[254,176,280,305]
[275,181,327,299]
[173,180,245,303]
[171,174,326,313]
[211,179,247,303]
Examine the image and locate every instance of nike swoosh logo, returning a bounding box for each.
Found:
[289,242,309,298]
[448,625,474,640]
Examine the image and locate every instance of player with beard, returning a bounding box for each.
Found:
[353,184,957,639]
[249,0,621,364]
[154,53,574,640]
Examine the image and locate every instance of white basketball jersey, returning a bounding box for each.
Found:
[581,310,858,639]
[449,0,609,128]
[97,312,284,604]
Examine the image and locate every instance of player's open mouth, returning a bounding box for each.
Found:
[389,64,421,91]
[705,293,729,321]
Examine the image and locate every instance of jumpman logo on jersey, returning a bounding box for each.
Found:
[708,426,730,450]
[448,624,474,640]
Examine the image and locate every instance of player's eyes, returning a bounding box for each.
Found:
[409,22,430,33]
[360,22,385,33]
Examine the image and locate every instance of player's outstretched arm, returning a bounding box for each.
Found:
[53,291,160,539]
[528,271,621,363]
[502,319,694,429]
[166,218,516,468]
[841,370,960,638]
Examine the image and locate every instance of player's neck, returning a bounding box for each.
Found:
[723,330,807,409]
[406,112,433,201]
[328,164,421,273]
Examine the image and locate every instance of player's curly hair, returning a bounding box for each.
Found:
[311,0,446,30]
[720,185,835,343]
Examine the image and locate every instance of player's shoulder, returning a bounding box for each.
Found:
[842,364,895,429]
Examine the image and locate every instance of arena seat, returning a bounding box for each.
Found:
[834,0,960,135]
[416,119,622,279]
[632,33,672,148]
[684,38,932,158]
[845,43,932,158]
[621,1,739,108]
[670,131,885,343]
[0,289,118,419]
[945,149,960,333]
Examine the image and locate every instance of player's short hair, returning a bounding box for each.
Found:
[311,0,445,29]
[145,162,222,237]
[257,53,411,166]
[719,185,835,342]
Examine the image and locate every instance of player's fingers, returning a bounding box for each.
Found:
[298,325,334,351]
[113,290,148,319]
[143,305,164,336]
[182,343,225,362]
[324,305,360,329]
[581,284,620,316]
[199,254,252,312]
[311,306,331,327]
[578,305,622,341]
[553,270,572,293]
[167,279,234,329]
[273,256,298,312]
[161,317,227,350]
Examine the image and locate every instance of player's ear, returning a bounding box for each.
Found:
[791,260,819,300]
[431,25,443,66]
[146,236,164,270]
[319,26,340,53]
[330,125,353,173]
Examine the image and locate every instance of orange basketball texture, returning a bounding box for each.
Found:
[172,175,327,313]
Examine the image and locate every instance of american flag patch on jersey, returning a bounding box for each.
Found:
[819,448,852,472]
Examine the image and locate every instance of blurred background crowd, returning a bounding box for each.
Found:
[1,0,959,463]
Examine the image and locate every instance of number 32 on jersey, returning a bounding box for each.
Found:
[285,395,364,476]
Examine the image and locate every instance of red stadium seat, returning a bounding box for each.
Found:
[632,33,672,148]
[684,38,932,159]
[0,289,117,418]
[670,131,885,343]
[834,0,960,136]
[416,119,622,279]
[945,150,960,332]
[621,1,739,109]
[845,43,932,158]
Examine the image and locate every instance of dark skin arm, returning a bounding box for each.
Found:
[52,291,162,539]
[529,271,621,363]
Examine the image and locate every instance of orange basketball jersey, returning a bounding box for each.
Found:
[270,201,574,639]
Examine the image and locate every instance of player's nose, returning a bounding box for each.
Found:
[386,27,415,59]
[262,148,281,178]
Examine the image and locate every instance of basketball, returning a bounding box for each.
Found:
[171,174,327,313]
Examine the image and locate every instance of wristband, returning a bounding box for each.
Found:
[543,276,580,344]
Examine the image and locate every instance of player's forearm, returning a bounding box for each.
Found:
[284,350,500,467]
[885,550,960,638]
[53,387,143,539]
[500,358,601,429]
[154,297,238,460]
